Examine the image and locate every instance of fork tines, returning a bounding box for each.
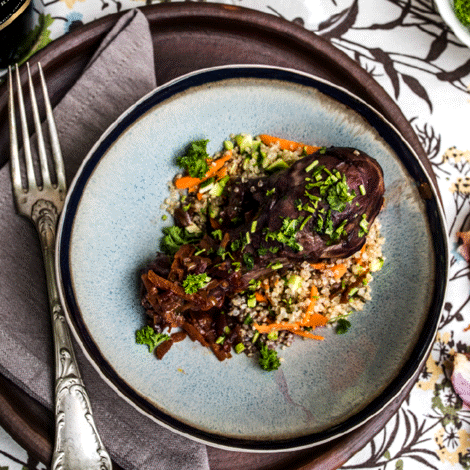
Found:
[8,63,66,199]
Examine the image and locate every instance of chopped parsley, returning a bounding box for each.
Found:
[136,325,170,352]
[258,343,281,371]
[243,252,255,270]
[231,261,241,271]
[266,188,276,196]
[211,229,223,240]
[326,174,356,212]
[231,239,241,252]
[335,318,352,335]
[182,273,211,294]
[248,279,261,290]
[177,139,210,178]
[264,216,304,252]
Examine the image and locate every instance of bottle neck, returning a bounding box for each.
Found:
[0,0,32,31]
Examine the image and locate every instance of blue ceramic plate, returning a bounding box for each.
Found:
[56,65,448,451]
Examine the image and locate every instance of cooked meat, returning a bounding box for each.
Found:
[220,146,384,265]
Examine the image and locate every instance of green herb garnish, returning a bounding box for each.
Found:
[264,216,304,252]
[177,139,210,178]
[211,229,223,240]
[136,326,170,352]
[243,252,255,270]
[160,225,202,255]
[259,343,281,371]
[182,273,211,294]
[335,318,352,335]
[326,174,356,212]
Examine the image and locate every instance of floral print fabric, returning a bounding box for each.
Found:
[2,1,470,469]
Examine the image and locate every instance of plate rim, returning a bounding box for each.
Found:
[56,64,449,452]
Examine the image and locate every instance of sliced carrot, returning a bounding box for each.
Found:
[253,313,326,334]
[290,330,324,341]
[208,150,232,174]
[174,150,233,190]
[255,291,268,303]
[196,192,203,201]
[258,134,321,154]
[311,262,327,270]
[253,288,327,341]
[312,263,347,280]
[253,318,326,341]
[332,264,347,280]
[301,312,328,328]
[253,323,302,333]
[215,166,228,180]
[174,175,202,190]
[305,284,319,316]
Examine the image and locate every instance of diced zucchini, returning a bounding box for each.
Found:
[370,257,384,272]
[235,134,253,153]
[185,224,202,235]
[208,205,220,219]
[286,274,302,292]
[209,175,229,197]
[247,295,257,308]
[265,159,289,173]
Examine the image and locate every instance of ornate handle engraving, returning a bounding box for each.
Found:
[32,200,113,470]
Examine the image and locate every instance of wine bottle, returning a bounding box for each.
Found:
[0,0,34,68]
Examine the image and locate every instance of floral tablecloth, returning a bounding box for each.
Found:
[2,0,470,469]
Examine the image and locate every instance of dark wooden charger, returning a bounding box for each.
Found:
[0,3,433,469]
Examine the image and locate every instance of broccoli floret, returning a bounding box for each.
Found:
[136,325,170,352]
[454,0,470,27]
[258,343,281,371]
[177,139,210,178]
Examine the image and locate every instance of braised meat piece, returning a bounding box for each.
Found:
[220,146,384,264]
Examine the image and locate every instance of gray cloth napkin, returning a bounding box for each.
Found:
[0,9,210,470]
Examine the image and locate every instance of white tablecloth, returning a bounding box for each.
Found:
[2,1,470,469]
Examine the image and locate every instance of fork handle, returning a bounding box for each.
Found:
[32,199,113,470]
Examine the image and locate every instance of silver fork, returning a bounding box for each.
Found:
[8,63,113,470]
